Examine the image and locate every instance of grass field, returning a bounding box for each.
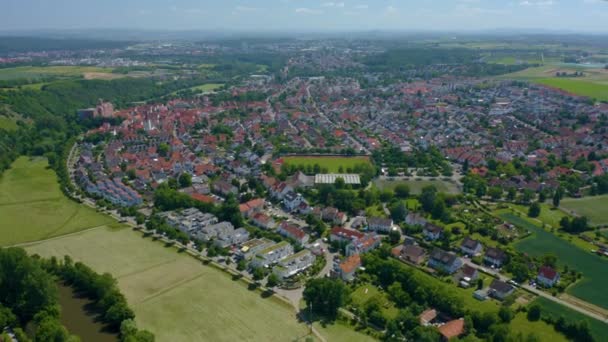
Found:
[508,313,568,342]
[0,115,18,130]
[499,63,608,101]
[282,156,371,173]
[351,284,399,319]
[510,204,567,229]
[561,195,608,226]
[190,83,223,92]
[0,66,115,81]
[501,213,608,309]
[0,157,114,246]
[373,179,461,195]
[533,297,608,341]
[25,226,312,342]
[314,322,376,342]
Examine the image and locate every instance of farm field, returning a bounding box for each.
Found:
[0,156,114,246]
[533,297,608,341]
[0,66,115,81]
[373,179,461,195]
[502,213,608,309]
[561,195,608,226]
[25,226,312,342]
[282,155,371,173]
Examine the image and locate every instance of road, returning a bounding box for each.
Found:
[461,259,608,323]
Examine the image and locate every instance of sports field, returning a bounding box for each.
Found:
[533,297,608,341]
[373,179,461,194]
[25,226,312,342]
[502,213,608,309]
[0,156,113,246]
[561,195,608,226]
[282,155,372,173]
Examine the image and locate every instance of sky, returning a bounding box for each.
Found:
[2,0,608,33]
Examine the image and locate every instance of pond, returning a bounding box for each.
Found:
[57,283,118,342]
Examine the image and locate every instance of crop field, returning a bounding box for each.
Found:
[561,195,608,226]
[502,213,608,309]
[0,157,113,246]
[25,226,311,342]
[533,297,608,341]
[282,155,372,173]
[373,179,461,194]
[499,63,608,100]
[0,66,115,81]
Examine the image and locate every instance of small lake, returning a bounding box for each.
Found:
[57,283,118,342]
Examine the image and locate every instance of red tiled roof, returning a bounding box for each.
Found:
[438,318,465,339]
[340,254,361,274]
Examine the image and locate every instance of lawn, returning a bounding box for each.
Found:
[508,313,568,342]
[511,203,567,229]
[561,195,608,226]
[351,284,399,319]
[25,226,312,342]
[373,179,461,195]
[314,322,376,342]
[0,156,113,246]
[533,297,608,341]
[282,156,372,173]
[501,213,608,309]
[0,66,114,81]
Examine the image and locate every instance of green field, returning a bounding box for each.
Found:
[499,64,608,101]
[502,213,608,309]
[561,195,608,226]
[282,156,372,173]
[536,78,608,101]
[351,284,399,319]
[25,226,312,342]
[0,66,114,81]
[533,297,608,341]
[190,83,223,92]
[314,322,376,342]
[0,157,114,246]
[508,313,568,342]
[373,179,461,195]
[0,115,18,130]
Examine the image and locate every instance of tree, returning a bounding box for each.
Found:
[157,143,169,157]
[420,186,437,213]
[394,184,410,198]
[553,189,562,208]
[389,202,408,222]
[528,202,541,218]
[252,267,266,282]
[498,306,514,323]
[266,273,279,288]
[303,278,349,320]
[527,304,541,321]
[388,229,401,245]
[334,177,345,189]
[431,198,446,220]
[178,173,192,188]
[488,187,503,200]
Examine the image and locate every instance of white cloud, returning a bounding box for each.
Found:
[520,0,555,7]
[321,2,345,8]
[295,7,324,15]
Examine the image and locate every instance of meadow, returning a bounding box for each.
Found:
[502,213,608,309]
[25,226,312,342]
[508,313,567,342]
[282,155,372,173]
[536,78,608,101]
[533,297,608,341]
[0,156,113,246]
[0,66,115,81]
[561,195,608,226]
[351,284,399,319]
[373,179,461,194]
[190,83,223,92]
[0,115,18,130]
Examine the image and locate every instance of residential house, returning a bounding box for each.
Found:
[367,217,393,233]
[214,227,250,248]
[250,241,294,268]
[489,279,515,300]
[197,221,234,242]
[419,309,437,326]
[428,248,463,274]
[283,191,305,212]
[460,237,483,256]
[399,244,427,265]
[330,226,364,243]
[423,223,443,240]
[537,266,560,288]
[239,238,274,260]
[346,234,381,256]
[277,222,309,245]
[213,180,238,196]
[273,249,315,279]
[335,254,361,282]
[406,212,427,226]
[484,247,508,268]
[250,212,277,230]
[238,198,265,218]
[461,264,479,281]
[438,318,465,341]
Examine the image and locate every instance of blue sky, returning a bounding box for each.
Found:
[2,0,608,32]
